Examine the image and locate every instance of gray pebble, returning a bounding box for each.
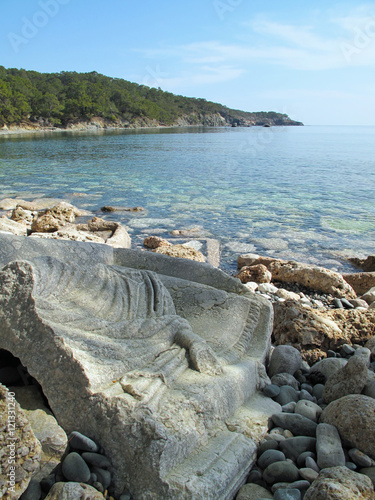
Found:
[300,383,313,394]
[263,461,300,484]
[359,467,375,488]
[340,344,355,356]
[82,452,111,469]
[348,448,374,468]
[299,467,318,482]
[93,482,104,493]
[294,400,322,423]
[263,384,281,398]
[62,452,91,483]
[333,298,343,308]
[282,402,297,413]
[312,384,325,400]
[119,495,132,500]
[271,373,300,391]
[40,474,55,494]
[275,386,300,406]
[341,298,354,309]
[298,389,315,402]
[279,437,316,462]
[297,451,316,468]
[305,456,320,473]
[316,423,345,468]
[345,461,357,471]
[288,480,311,491]
[68,431,99,453]
[258,449,286,470]
[274,489,301,500]
[247,468,262,483]
[258,439,279,456]
[327,350,336,358]
[92,466,111,490]
[20,479,41,500]
[271,413,317,437]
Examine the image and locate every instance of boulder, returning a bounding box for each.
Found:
[143,236,172,249]
[273,301,375,364]
[323,356,368,403]
[268,260,356,299]
[320,395,375,460]
[154,243,205,262]
[310,358,347,380]
[0,232,274,499]
[304,466,375,500]
[0,384,42,499]
[235,264,272,284]
[44,482,105,499]
[343,272,375,296]
[349,255,375,272]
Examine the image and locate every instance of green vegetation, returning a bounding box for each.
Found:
[0,67,303,128]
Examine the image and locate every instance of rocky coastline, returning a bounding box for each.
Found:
[0,112,303,136]
[0,196,374,499]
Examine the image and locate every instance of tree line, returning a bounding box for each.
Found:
[0,67,302,127]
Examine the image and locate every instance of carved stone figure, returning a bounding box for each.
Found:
[0,233,275,499]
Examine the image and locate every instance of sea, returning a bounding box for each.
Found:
[1,125,374,275]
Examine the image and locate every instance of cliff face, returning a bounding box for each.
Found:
[1,112,303,134]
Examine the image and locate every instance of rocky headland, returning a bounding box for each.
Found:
[0,196,374,499]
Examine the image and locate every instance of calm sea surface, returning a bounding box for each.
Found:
[1,125,374,273]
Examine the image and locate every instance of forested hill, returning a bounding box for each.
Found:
[0,67,303,129]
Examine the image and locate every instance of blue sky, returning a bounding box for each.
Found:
[1,0,375,125]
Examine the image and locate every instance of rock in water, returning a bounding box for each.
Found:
[0,232,274,499]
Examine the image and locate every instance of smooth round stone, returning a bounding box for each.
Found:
[237,483,273,499]
[300,383,313,394]
[271,374,299,391]
[294,400,322,423]
[258,449,286,470]
[263,384,281,398]
[287,480,311,491]
[316,423,345,469]
[299,467,318,482]
[345,461,357,471]
[271,412,317,437]
[62,452,91,483]
[354,347,372,366]
[92,466,111,490]
[20,479,42,500]
[333,298,343,309]
[263,461,300,485]
[40,474,55,494]
[275,386,300,406]
[68,431,99,452]
[298,389,315,402]
[119,495,132,500]
[257,439,279,456]
[247,468,262,483]
[327,350,336,358]
[279,437,316,462]
[340,344,355,356]
[282,402,296,413]
[268,433,286,443]
[312,384,324,400]
[341,298,354,309]
[283,430,293,439]
[296,451,316,468]
[82,452,111,469]
[305,456,320,473]
[348,448,374,468]
[274,488,301,500]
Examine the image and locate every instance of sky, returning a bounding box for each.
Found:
[1,0,375,125]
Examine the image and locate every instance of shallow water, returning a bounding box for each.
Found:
[0,125,374,274]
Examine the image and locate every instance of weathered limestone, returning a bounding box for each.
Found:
[235,265,272,284]
[154,243,205,262]
[44,482,106,499]
[343,272,375,295]
[0,216,28,236]
[0,233,273,499]
[143,235,172,249]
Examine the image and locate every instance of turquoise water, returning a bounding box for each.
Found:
[0,126,374,273]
